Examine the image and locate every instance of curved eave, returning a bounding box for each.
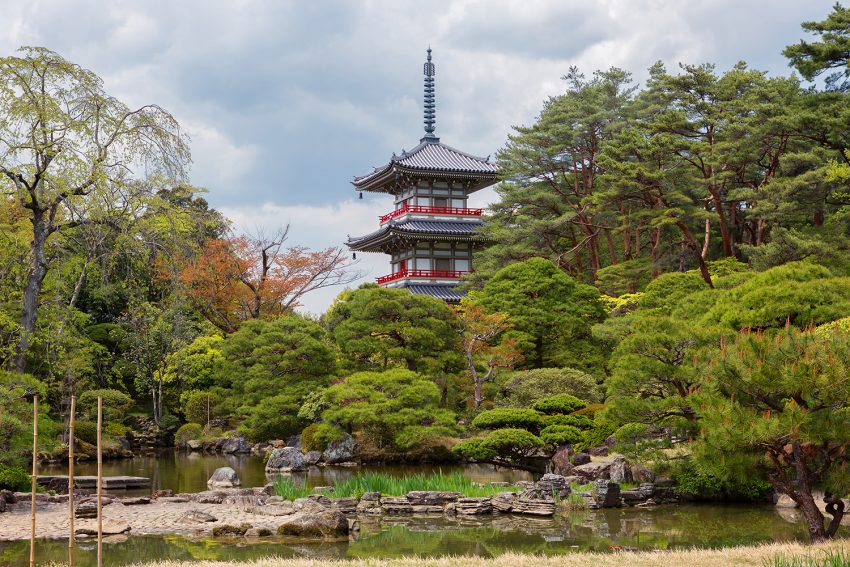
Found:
[352,164,498,194]
[347,229,491,252]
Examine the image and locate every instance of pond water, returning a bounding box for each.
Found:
[38,451,535,494]
[0,503,834,566]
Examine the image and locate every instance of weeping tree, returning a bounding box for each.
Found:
[0,47,190,372]
[692,326,850,542]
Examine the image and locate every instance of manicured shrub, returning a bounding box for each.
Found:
[532,394,586,415]
[495,367,602,407]
[301,423,344,452]
[613,422,651,444]
[572,403,606,417]
[74,420,98,445]
[540,424,583,446]
[480,428,543,460]
[175,423,204,445]
[77,389,133,422]
[541,413,594,429]
[104,422,128,437]
[0,464,30,491]
[471,408,541,431]
[183,390,221,425]
[452,439,498,461]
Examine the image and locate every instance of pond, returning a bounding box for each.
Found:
[37,451,535,494]
[0,503,832,566]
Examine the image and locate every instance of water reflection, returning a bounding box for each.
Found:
[38,452,534,494]
[1,504,833,567]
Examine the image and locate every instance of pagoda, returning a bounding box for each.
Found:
[346,48,498,302]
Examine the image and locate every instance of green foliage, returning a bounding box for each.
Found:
[541,413,594,430]
[175,423,204,445]
[495,367,601,407]
[532,394,586,415]
[238,393,306,442]
[326,285,462,375]
[452,439,498,461]
[0,464,30,491]
[301,423,344,452]
[470,408,541,431]
[74,421,98,445]
[476,258,608,374]
[539,424,584,446]
[272,476,313,500]
[479,428,543,461]
[315,369,458,452]
[672,458,771,502]
[765,548,850,567]
[182,390,221,425]
[783,3,850,91]
[640,272,709,313]
[103,422,128,437]
[77,389,134,422]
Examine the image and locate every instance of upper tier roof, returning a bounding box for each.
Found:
[352,139,499,193]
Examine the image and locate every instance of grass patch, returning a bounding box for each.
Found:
[764,548,849,567]
[274,471,522,500]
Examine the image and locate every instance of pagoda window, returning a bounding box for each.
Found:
[415,196,429,206]
[434,258,451,271]
[455,259,470,272]
[433,197,449,207]
[451,188,465,196]
[451,198,466,208]
[434,242,452,256]
[416,257,432,270]
[432,188,450,196]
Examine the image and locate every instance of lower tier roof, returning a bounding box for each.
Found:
[405,283,467,303]
[347,219,487,252]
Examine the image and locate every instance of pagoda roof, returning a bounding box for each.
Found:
[347,219,487,252]
[406,283,466,303]
[352,139,499,193]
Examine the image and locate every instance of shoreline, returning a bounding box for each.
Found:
[116,541,850,567]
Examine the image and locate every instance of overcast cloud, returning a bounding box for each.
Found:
[0,0,835,312]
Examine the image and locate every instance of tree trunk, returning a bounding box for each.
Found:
[466,350,483,410]
[789,442,829,542]
[604,228,618,265]
[674,221,713,288]
[16,212,49,372]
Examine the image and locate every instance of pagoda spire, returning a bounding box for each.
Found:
[422,47,438,143]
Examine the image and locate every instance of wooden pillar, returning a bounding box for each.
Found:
[30,395,38,567]
[68,395,76,567]
[97,396,103,567]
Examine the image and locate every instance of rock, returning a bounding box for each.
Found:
[187,439,203,451]
[1,490,15,504]
[775,493,799,508]
[631,464,656,483]
[551,446,576,476]
[589,446,609,457]
[491,492,516,513]
[153,489,173,498]
[573,461,612,481]
[74,499,98,519]
[180,509,218,523]
[277,509,349,537]
[591,480,621,508]
[304,451,322,465]
[534,474,571,499]
[513,489,557,516]
[411,505,444,513]
[213,523,252,537]
[356,492,382,515]
[221,436,252,454]
[157,496,190,503]
[245,527,273,537]
[265,447,307,472]
[322,433,357,464]
[248,502,296,516]
[195,491,226,504]
[381,496,413,514]
[609,457,632,484]
[262,483,276,496]
[572,452,591,466]
[0,495,5,514]
[120,497,151,505]
[405,491,461,506]
[331,497,358,515]
[285,435,302,449]
[75,521,131,536]
[46,477,71,494]
[455,497,493,515]
[207,467,240,489]
[270,439,286,448]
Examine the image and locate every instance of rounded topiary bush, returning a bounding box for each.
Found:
[540,424,584,446]
[480,428,543,459]
[471,408,541,431]
[301,423,344,452]
[541,413,594,429]
[74,420,98,445]
[532,394,586,415]
[0,464,30,491]
[78,389,133,422]
[175,423,204,446]
[452,438,498,461]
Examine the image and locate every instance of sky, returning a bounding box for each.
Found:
[0,0,838,313]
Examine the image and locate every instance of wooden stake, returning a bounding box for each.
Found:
[68,395,76,567]
[30,395,38,567]
[97,396,103,567]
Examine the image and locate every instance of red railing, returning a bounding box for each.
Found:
[379,204,483,223]
[376,269,468,285]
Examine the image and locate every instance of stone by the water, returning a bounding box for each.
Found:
[207,467,240,489]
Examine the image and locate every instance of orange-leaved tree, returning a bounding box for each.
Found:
[455,298,522,410]
[177,228,359,332]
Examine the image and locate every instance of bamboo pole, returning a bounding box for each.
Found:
[30,395,38,567]
[97,396,103,567]
[68,395,76,567]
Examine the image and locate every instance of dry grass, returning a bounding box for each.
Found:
[130,540,850,567]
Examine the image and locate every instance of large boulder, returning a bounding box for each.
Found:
[265,447,307,472]
[322,433,357,464]
[591,480,622,508]
[405,491,461,506]
[207,467,240,489]
[534,473,571,498]
[551,446,575,476]
[573,461,611,481]
[513,488,557,516]
[277,508,350,538]
[455,497,493,515]
[572,452,591,466]
[609,456,632,484]
[180,509,218,523]
[221,436,252,454]
[304,451,322,465]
